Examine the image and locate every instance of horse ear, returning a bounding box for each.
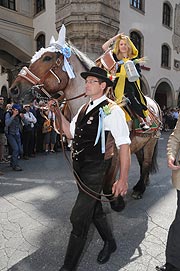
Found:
[49,36,56,46]
[57,24,66,47]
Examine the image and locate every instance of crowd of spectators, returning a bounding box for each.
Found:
[1,96,180,175]
[162,106,179,131]
[0,97,62,175]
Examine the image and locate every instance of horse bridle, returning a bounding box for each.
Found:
[18,55,87,105]
[18,54,65,99]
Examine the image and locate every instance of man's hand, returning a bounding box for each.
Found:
[112,179,128,197]
[112,144,130,198]
[19,113,24,118]
[12,109,19,117]
[168,156,180,170]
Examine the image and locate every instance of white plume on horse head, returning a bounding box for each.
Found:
[49,24,66,51]
[31,24,67,64]
[30,24,75,78]
[57,24,66,48]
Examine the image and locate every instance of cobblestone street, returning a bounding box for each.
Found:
[0,131,176,271]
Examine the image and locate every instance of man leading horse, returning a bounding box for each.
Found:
[58,66,131,271]
[9,24,161,202]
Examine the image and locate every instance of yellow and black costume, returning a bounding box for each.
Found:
[113,36,148,122]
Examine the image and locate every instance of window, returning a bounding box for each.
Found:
[162,3,171,27]
[36,34,45,51]
[130,0,144,12]
[161,44,170,68]
[35,0,45,14]
[0,0,16,10]
[130,31,142,57]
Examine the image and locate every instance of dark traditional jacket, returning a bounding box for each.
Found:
[72,100,110,161]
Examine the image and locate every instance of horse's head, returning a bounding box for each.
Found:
[9,50,69,104]
[9,24,94,120]
[9,24,78,105]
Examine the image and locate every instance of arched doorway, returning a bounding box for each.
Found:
[141,80,149,96]
[154,81,173,109]
[140,75,151,96]
[177,93,180,107]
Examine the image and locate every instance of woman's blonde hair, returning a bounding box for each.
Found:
[113,35,137,60]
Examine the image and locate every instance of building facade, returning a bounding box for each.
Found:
[0,0,57,101]
[120,0,180,109]
[0,0,180,109]
[56,0,120,60]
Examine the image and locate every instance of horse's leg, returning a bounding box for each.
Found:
[103,148,126,212]
[132,138,158,199]
[131,149,147,199]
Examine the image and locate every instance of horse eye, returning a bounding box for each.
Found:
[43,56,52,62]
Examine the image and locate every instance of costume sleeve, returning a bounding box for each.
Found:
[104,105,131,148]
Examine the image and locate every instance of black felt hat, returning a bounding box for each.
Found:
[81,66,113,87]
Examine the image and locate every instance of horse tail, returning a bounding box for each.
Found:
[149,140,159,174]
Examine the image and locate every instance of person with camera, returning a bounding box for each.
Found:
[22,104,37,159]
[44,103,57,154]
[0,96,7,175]
[0,96,8,164]
[5,104,28,171]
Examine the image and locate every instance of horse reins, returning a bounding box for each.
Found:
[52,101,115,202]
[17,54,116,202]
[63,92,86,102]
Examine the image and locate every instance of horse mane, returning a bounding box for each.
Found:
[30,38,95,73]
[67,41,95,71]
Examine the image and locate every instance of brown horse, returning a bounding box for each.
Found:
[9,39,162,210]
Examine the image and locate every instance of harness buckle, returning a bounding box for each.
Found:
[72,148,85,158]
[56,58,62,66]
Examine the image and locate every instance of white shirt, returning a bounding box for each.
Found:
[23,111,37,128]
[70,95,131,148]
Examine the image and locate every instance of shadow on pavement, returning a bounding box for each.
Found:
[0,132,172,271]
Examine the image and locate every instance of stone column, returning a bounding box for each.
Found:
[55,0,120,60]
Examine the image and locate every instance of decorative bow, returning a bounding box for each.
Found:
[94,105,112,153]
[61,45,71,59]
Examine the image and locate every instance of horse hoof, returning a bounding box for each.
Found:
[110,196,125,212]
[131,191,143,200]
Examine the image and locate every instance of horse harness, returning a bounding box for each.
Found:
[18,53,69,99]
